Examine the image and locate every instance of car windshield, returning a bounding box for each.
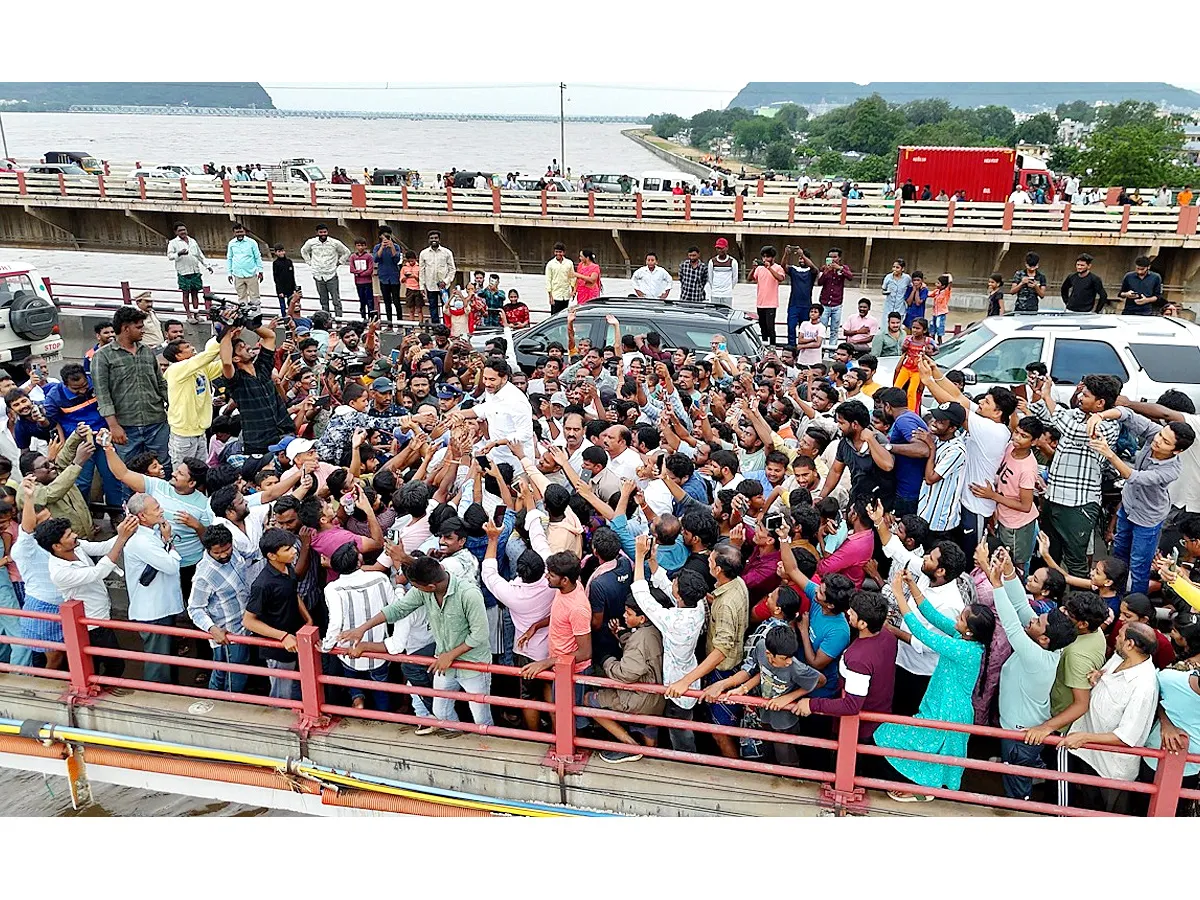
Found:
[303,166,325,180]
[931,322,997,369]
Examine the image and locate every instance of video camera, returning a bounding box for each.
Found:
[205,292,263,334]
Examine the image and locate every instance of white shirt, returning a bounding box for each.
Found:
[251,168,267,181]
[47,538,122,628]
[960,404,1011,516]
[643,478,674,518]
[1068,654,1159,782]
[883,536,964,676]
[473,380,535,466]
[323,569,394,670]
[608,446,643,481]
[632,568,706,709]
[1168,412,1200,512]
[1009,189,1031,205]
[631,265,673,299]
[123,526,184,622]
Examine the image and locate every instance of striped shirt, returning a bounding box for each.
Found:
[322,569,393,671]
[1031,402,1120,508]
[187,549,255,646]
[918,435,967,531]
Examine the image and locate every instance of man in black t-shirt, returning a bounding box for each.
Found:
[1010,252,1047,314]
[220,323,294,454]
[243,528,311,700]
[819,400,895,508]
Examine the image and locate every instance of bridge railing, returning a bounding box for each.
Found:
[0,600,1194,817]
[3,171,1199,236]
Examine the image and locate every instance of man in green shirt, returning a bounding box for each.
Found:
[343,554,492,732]
[870,311,905,358]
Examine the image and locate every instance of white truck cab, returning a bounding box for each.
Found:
[0,263,63,376]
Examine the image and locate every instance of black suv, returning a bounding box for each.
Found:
[477,297,764,373]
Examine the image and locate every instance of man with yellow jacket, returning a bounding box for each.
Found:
[163,336,223,463]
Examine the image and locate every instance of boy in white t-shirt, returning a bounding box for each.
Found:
[795,305,828,366]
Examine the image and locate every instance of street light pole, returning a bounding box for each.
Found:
[0,112,9,160]
[559,82,566,177]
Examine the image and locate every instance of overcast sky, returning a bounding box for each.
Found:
[262,82,1200,118]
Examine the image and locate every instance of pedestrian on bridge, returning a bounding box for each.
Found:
[166,222,212,325]
[419,230,456,325]
[301,224,351,320]
[225,223,263,322]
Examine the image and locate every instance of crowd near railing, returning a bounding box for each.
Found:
[0,600,1193,816]
[2,171,1198,237]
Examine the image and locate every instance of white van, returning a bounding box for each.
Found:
[638,170,701,193]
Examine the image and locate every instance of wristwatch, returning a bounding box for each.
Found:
[885,442,893,452]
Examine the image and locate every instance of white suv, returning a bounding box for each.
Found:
[0,264,63,379]
[874,313,1200,408]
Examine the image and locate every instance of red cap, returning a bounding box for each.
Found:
[714,238,729,249]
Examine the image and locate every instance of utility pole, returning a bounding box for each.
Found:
[559,82,566,177]
[0,111,8,160]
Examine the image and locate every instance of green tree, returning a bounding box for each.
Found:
[732,117,776,157]
[1055,100,1097,124]
[1097,101,1161,129]
[774,103,809,132]
[1016,112,1058,145]
[849,154,893,183]
[902,98,953,127]
[963,105,1017,144]
[1049,143,1082,174]
[817,150,846,176]
[842,95,907,156]
[764,141,795,171]
[1077,123,1189,187]
[900,119,985,147]
[649,113,687,140]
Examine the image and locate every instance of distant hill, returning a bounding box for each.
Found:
[729,82,1200,113]
[0,83,274,111]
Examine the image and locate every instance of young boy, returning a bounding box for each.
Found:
[349,239,376,319]
[271,243,297,317]
[400,250,421,320]
[796,304,827,367]
[703,624,823,768]
[1039,532,1127,620]
[929,274,952,338]
[242,528,313,701]
[970,415,1044,573]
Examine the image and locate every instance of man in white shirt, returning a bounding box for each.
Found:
[544,242,576,314]
[446,358,534,472]
[39,512,139,676]
[1058,622,1159,812]
[124,493,184,684]
[602,425,643,481]
[631,251,673,299]
[323,543,394,710]
[707,238,739,306]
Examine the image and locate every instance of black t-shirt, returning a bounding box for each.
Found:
[272,257,296,295]
[589,557,633,664]
[247,564,304,662]
[986,289,1003,317]
[836,431,895,506]
[1011,269,1046,314]
[901,183,917,201]
[682,550,716,591]
[229,351,294,453]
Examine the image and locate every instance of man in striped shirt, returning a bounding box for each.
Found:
[916,404,968,544]
[323,542,393,710]
[187,524,255,693]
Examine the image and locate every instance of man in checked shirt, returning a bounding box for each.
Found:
[1029,373,1122,578]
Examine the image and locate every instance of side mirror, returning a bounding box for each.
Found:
[959,367,978,386]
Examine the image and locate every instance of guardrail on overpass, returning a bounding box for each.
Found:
[3,172,1198,239]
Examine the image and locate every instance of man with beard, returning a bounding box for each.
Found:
[445,359,534,472]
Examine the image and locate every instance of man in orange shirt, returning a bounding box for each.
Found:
[520,549,593,728]
[1178,185,1194,207]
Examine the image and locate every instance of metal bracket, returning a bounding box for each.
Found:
[542,748,589,775]
[610,229,631,277]
[820,783,869,815]
[123,209,168,241]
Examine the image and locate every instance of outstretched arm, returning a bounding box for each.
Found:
[102,444,146,493]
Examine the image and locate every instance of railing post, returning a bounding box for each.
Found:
[756,177,764,197]
[58,173,67,196]
[788,195,795,225]
[635,192,643,220]
[945,199,955,229]
[137,175,146,201]
[682,192,691,221]
[402,183,409,210]
[16,171,26,195]
[309,182,318,207]
[1178,205,1200,236]
[222,179,232,204]
[266,180,275,205]
[445,184,453,213]
[120,281,132,305]
[295,624,327,728]
[892,198,903,226]
[179,177,187,203]
[1002,201,1015,231]
[734,193,743,223]
[1120,203,1132,234]
[540,189,548,217]
[350,182,367,209]
[492,184,502,215]
[821,714,867,814]
[1061,201,1072,231]
[59,600,96,698]
[587,190,595,218]
[840,196,849,226]
[1147,744,1189,816]
[549,655,584,765]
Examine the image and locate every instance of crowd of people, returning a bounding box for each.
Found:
[1,220,1198,816]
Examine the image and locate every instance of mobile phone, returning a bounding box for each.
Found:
[764,513,784,532]
[390,349,402,364]
[492,504,507,526]
[717,342,727,353]
[475,454,490,470]
[315,396,332,409]
[825,257,833,266]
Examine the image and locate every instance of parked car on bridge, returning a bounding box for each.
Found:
[474,296,764,373]
[512,175,574,192]
[43,150,102,174]
[581,173,635,193]
[263,158,326,183]
[27,164,90,176]
[127,165,216,182]
[0,263,64,379]
[873,312,1200,408]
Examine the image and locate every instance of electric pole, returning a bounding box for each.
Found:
[559,82,566,177]
[0,112,8,160]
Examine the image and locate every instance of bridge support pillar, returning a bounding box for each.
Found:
[493,224,522,273]
[22,205,80,250]
[611,229,631,277]
[861,237,874,283]
[991,240,1011,275]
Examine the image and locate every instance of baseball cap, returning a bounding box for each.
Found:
[437,384,464,399]
[371,377,395,392]
[267,436,296,454]
[285,438,316,461]
[715,238,729,249]
[294,323,312,335]
[368,359,393,377]
[550,391,568,407]
[929,403,966,427]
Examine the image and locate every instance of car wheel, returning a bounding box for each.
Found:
[8,290,58,341]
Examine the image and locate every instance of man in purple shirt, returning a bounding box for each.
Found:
[816,247,855,345]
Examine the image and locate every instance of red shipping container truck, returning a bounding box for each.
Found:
[896,147,1056,203]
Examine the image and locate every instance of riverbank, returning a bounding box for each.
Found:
[622,128,762,178]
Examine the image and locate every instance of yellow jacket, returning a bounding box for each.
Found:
[165,342,223,436]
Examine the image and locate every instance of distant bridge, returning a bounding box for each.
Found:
[65,105,647,124]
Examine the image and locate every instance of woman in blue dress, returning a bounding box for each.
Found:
[874,568,995,802]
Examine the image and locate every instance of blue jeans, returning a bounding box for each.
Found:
[786,300,811,346]
[401,640,437,717]
[342,659,391,710]
[115,422,170,501]
[1001,737,1046,799]
[931,313,947,338]
[820,304,841,343]
[209,641,251,693]
[75,446,124,516]
[1112,506,1160,596]
[267,658,300,700]
[0,571,32,669]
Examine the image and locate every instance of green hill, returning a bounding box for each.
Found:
[0,82,274,110]
[730,82,1200,113]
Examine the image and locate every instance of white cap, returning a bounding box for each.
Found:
[286,438,316,461]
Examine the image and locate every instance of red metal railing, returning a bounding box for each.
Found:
[0,600,1194,816]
